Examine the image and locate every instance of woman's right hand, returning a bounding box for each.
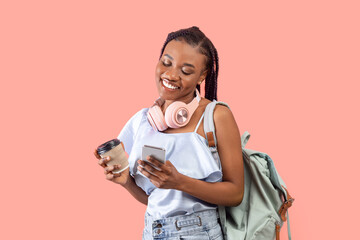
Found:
[94,149,130,187]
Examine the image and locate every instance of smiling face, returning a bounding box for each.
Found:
[155,39,208,105]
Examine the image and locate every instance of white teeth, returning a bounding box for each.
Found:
[162,79,179,90]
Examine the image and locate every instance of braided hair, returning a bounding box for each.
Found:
[159,26,219,101]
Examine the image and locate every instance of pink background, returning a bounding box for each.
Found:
[1,0,359,239]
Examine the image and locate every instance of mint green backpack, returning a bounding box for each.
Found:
[203,101,294,240]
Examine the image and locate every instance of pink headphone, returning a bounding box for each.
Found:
[147,89,201,131]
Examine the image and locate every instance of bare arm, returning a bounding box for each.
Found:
[123,174,148,206]
[177,105,244,206]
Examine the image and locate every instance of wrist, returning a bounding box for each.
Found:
[122,174,134,188]
[176,173,190,192]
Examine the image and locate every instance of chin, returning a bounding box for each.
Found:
[159,92,178,101]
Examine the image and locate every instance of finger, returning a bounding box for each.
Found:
[98,156,111,167]
[104,164,121,171]
[138,165,156,178]
[112,173,122,178]
[138,165,163,187]
[105,165,114,171]
[94,149,101,159]
[106,173,121,180]
[105,172,122,180]
[98,159,106,168]
[106,173,114,180]
[142,163,158,175]
[138,160,162,176]
[146,156,164,169]
[104,165,114,174]
[150,179,162,188]
[165,160,173,167]
[102,156,111,164]
[112,165,121,171]
[104,165,122,174]
[140,159,162,172]
[145,157,172,175]
[137,165,162,182]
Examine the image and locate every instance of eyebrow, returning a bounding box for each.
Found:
[164,54,195,68]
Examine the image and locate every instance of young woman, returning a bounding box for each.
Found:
[95,26,244,240]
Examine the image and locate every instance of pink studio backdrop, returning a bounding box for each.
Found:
[1,1,359,239]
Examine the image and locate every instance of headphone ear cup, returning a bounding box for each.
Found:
[164,101,188,129]
[147,105,168,131]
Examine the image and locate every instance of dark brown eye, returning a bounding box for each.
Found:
[182,70,191,75]
[162,61,171,66]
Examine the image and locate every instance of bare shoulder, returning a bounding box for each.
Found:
[213,104,235,124]
[213,103,240,138]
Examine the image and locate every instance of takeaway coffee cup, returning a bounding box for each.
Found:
[97,139,129,174]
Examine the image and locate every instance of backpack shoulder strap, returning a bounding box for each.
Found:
[203,101,229,169]
[203,100,250,148]
[204,100,229,147]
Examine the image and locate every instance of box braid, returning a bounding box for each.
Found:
[159,26,219,101]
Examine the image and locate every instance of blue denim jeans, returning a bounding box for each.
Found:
[142,209,224,240]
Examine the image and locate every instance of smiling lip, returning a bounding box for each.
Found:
[161,78,180,91]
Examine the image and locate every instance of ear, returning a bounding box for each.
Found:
[198,69,208,84]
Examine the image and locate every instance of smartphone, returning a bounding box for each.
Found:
[142,145,166,164]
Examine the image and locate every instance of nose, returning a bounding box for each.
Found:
[163,68,180,81]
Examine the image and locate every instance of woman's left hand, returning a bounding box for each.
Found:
[137,156,183,189]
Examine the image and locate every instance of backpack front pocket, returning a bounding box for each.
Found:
[250,216,278,240]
